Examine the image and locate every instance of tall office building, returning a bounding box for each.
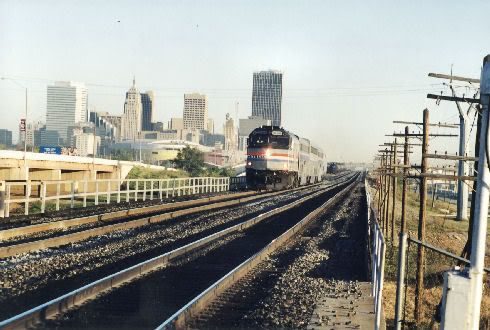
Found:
[183,93,208,130]
[251,70,283,126]
[141,91,154,131]
[0,129,12,147]
[46,81,88,145]
[121,78,142,140]
[223,113,237,152]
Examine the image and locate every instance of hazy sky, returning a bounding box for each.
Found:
[1,0,489,162]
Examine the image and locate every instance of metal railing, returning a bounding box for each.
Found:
[366,178,386,330]
[394,234,490,329]
[0,177,230,218]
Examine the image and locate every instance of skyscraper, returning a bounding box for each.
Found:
[46,81,88,145]
[121,78,142,140]
[252,70,283,126]
[141,91,154,131]
[223,113,237,152]
[183,93,208,130]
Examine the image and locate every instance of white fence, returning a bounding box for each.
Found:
[0,177,230,218]
[366,178,386,330]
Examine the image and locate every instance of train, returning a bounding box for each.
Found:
[246,126,326,190]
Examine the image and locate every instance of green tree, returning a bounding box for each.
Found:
[174,146,205,176]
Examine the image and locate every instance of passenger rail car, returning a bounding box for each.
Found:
[246,126,326,190]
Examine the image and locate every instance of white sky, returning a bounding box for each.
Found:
[1,0,489,162]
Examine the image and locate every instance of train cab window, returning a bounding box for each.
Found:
[249,134,268,147]
[270,135,290,149]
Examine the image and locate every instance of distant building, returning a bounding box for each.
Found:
[75,133,100,156]
[183,93,208,130]
[200,131,225,147]
[223,113,237,152]
[46,81,88,145]
[207,118,214,134]
[19,121,44,148]
[90,111,122,143]
[169,118,184,130]
[121,78,142,140]
[39,128,60,146]
[152,121,164,132]
[252,70,283,126]
[0,129,12,147]
[141,91,154,131]
[238,116,271,150]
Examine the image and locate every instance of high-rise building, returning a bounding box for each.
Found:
[75,133,100,157]
[183,93,208,130]
[19,121,44,148]
[0,129,12,147]
[121,78,142,140]
[207,118,214,134]
[141,91,154,131]
[46,81,88,145]
[169,118,184,130]
[252,70,283,126]
[223,113,237,152]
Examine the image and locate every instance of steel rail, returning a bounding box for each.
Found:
[158,176,359,330]
[1,173,354,242]
[0,191,258,240]
[0,177,350,258]
[0,174,357,330]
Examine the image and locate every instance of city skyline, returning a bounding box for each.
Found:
[1,1,490,162]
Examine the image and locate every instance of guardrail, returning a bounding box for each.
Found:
[366,177,386,330]
[0,177,230,218]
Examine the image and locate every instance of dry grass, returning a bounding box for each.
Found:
[368,176,490,328]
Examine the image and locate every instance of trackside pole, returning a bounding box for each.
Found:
[467,55,490,329]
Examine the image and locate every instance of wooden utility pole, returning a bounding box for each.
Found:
[415,109,429,323]
[391,139,397,241]
[401,127,409,234]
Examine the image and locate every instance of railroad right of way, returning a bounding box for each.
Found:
[5,172,360,329]
[0,172,356,322]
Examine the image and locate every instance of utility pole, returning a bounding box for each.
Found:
[467,54,490,329]
[428,72,480,220]
[415,108,429,323]
[391,138,397,241]
[401,127,409,234]
[455,93,469,220]
[385,147,392,236]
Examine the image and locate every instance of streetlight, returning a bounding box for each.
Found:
[1,77,28,180]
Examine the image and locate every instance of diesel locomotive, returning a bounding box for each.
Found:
[246,126,326,190]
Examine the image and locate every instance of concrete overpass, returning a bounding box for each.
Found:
[0,150,161,181]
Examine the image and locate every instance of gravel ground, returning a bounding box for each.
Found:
[0,184,328,320]
[192,181,368,329]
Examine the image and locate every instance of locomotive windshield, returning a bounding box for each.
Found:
[248,131,290,149]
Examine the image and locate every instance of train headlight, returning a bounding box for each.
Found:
[247,161,252,166]
[265,149,272,158]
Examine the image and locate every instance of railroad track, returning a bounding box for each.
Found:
[0,174,351,258]
[0,172,360,329]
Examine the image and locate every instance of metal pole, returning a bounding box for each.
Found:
[401,126,409,234]
[24,88,28,181]
[378,155,385,225]
[467,54,490,329]
[391,138,397,241]
[415,109,429,323]
[457,109,469,220]
[385,146,392,237]
[394,232,408,330]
